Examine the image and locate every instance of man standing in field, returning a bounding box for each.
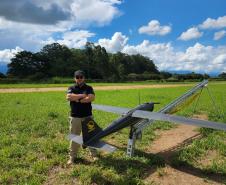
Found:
[66,70,97,165]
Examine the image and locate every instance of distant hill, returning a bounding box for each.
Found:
[168,70,219,77]
[168,70,192,74]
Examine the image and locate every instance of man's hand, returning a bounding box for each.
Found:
[80,94,95,103]
[66,94,86,101]
[80,97,89,103]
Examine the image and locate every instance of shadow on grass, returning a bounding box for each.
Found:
[154,133,226,184]
[98,149,165,175]
[72,134,226,185]
[71,147,165,185]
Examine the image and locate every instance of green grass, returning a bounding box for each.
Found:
[0,83,71,89]
[0,83,226,184]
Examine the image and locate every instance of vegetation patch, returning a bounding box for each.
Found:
[0,83,225,184]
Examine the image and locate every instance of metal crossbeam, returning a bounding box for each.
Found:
[135,80,208,133]
[126,80,208,157]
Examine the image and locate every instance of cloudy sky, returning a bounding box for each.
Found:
[0,0,226,74]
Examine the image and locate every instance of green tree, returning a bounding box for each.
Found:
[39,43,73,77]
[203,73,210,79]
[108,53,120,81]
[160,71,172,79]
[6,42,162,81]
[130,54,159,74]
[93,45,111,79]
[70,48,87,75]
[219,72,226,79]
[7,51,35,78]
[84,42,95,79]
[0,72,6,78]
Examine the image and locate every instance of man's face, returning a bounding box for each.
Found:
[75,75,85,85]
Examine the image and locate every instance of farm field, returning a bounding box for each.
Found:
[0,82,226,184]
[0,81,225,89]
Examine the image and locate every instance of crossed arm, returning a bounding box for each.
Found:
[66,93,95,103]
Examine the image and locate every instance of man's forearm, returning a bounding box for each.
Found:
[66,94,85,101]
[80,95,95,103]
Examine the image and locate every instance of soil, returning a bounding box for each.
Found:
[43,166,77,185]
[0,84,193,93]
[145,114,225,185]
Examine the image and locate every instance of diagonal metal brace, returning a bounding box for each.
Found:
[126,80,208,157]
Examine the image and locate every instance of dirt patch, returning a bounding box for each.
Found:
[0,84,193,93]
[44,166,78,185]
[145,114,225,185]
[94,84,193,90]
[147,113,208,157]
[192,113,209,120]
[198,150,218,168]
[146,166,220,185]
[146,124,200,160]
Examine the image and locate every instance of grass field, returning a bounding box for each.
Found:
[0,83,226,184]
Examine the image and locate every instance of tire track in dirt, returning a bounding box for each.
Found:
[0,84,193,93]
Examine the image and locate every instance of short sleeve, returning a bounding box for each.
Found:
[67,86,73,94]
[87,86,95,95]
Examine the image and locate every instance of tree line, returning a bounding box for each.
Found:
[6,42,159,81]
[0,42,224,82]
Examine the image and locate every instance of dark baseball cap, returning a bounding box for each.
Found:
[74,70,85,77]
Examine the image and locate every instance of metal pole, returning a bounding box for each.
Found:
[193,87,203,114]
[127,126,136,157]
[136,80,208,133]
[206,87,224,119]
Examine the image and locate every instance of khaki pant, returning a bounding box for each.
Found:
[69,116,97,158]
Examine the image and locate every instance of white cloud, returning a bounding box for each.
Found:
[98,32,128,53]
[70,0,122,27]
[0,0,122,51]
[138,20,171,36]
[0,17,68,50]
[178,27,203,41]
[214,30,226,40]
[122,40,226,73]
[43,30,95,48]
[123,40,180,70]
[0,0,121,27]
[213,54,226,65]
[199,15,226,29]
[0,47,23,64]
[1,31,226,74]
[96,32,226,73]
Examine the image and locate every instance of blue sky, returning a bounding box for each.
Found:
[89,0,226,45]
[0,0,226,74]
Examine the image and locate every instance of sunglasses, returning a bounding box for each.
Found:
[75,75,84,79]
